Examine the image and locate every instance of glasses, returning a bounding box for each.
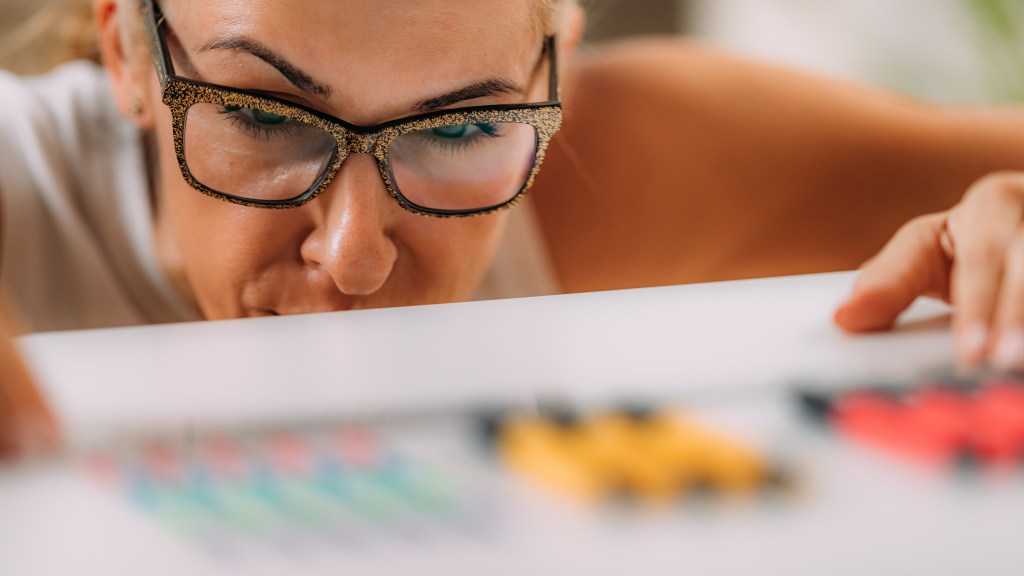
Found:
[140,0,563,217]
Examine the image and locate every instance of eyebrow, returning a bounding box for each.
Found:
[414,79,523,113]
[197,35,523,113]
[199,36,335,99]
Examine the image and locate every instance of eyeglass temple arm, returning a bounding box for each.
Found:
[545,36,560,103]
[140,0,174,91]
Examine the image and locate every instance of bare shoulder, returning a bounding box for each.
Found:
[0,180,4,265]
[531,38,1024,293]
[562,37,929,148]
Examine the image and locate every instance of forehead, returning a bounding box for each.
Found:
[166,0,542,117]
[171,0,538,45]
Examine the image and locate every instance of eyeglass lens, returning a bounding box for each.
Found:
[183,103,540,211]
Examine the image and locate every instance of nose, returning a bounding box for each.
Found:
[299,153,398,296]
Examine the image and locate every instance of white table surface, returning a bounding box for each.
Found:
[8,272,1013,576]
[20,271,952,439]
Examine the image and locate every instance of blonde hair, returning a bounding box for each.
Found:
[0,0,572,75]
[537,0,572,35]
[0,0,96,74]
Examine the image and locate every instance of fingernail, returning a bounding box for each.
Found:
[957,322,990,366]
[993,327,1024,372]
[834,302,877,332]
[833,304,851,327]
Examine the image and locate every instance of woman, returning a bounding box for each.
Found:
[2,0,1024,455]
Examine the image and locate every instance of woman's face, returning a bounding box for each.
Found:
[139,0,549,319]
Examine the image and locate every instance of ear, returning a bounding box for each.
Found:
[561,3,586,54]
[94,0,157,129]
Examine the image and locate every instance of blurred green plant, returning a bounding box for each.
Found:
[960,0,1024,100]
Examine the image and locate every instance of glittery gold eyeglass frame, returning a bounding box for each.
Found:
[140,0,563,217]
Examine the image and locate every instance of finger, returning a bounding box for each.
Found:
[835,213,950,333]
[948,176,1024,364]
[0,313,58,459]
[991,229,1024,371]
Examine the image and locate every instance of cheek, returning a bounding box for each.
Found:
[152,105,303,319]
[176,205,298,319]
[396,212,509,302]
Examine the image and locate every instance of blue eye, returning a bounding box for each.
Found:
[217,105,308,142]
[223,105,289,125]
[251,109,289,125]
[429,123,498,139]
[431,125,470,139]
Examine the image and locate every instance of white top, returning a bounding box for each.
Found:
[0,62,559,333]
[0,62,199,332]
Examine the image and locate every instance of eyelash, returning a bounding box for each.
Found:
[417,123,504,153]
[215,105,505,156]
[216,106,305,142]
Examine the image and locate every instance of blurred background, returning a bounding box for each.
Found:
[2,0,1023,103]
[585,0,1024,103]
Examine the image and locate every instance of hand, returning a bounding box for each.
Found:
[835,171,1024,369]
[0,305,58,458]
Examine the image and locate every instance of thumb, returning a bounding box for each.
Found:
[834,212,951,333]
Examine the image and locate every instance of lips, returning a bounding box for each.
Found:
[241,281,360,318]
[248,303,358,318]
